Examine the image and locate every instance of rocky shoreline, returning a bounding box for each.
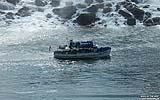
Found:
[0,0,160,27]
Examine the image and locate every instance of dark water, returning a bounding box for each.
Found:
[0,26,160,100]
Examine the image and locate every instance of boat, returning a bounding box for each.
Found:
[54,40,111,59]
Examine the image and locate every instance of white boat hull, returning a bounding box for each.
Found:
[54,49,111,59]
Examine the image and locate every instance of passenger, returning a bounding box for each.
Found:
[76,42,80,48]
[69,40,73,49]
[49,46,52,52]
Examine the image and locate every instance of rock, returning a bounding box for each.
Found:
[94,3,104,9]
[118,8,133,19]
[129,7,144,21]
[98,21,102,24]
[5,12,14,19]
[130,0,144,4]
[76,3,87,9]
[143,5,150,8]
[5,20,13,24]
[37,7,44,12]
[65,1,73,6]
[103,7,112,13]
[105,3,112,7]
[104,24,107,27]
[122,3,144,20]
[50,0,60,7]
[75,13,99,26]
[0,11,5,14]
[127,18,136,25]
[115,1,127,11]
[115,21,120,26]
[120,1,128,5]
[35,0,47,6]
[85,0,93,5]
[52,6,77,19]
[115,3,121,11]
[124,2,137,9]
[143,12,151,21]
[143,18,153,26]
[97,20,106,25]
[145,12,151,18]
[143,17,160,26]
[95,0,103,3]
[6,0,19,5]
[130,0,139,4]
[16,6,31,17]
[46,13,52,18]
[125,4,145,21]
[0,2,15,10]
[152,17,160,24]
[84,4,99,13]
[157,8,160,11]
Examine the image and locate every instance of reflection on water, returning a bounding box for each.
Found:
[0,26,160,100]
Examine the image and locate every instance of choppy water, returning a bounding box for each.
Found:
[0,25,160,100]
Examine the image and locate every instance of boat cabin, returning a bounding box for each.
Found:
[69,40,96,49]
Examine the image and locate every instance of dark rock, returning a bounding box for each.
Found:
[143,17,160,26]
[103,7,112,13]
[120,1,128,5]
[0,11,5,14]
[118,8,133,19]
[84,4,99,13]
[37,7,44,12]
[115,21,120,26]
[130,0,139,4]
[46,13,52,18]
[1,17,6,21]
[5,12,14,19]
[122,2,144,20]
[98,21,102,24]
[125,4,145,21]
[5,20,13,24]
[98,20,106,24]
[124,2,137,9]
[127,18,136,25]
[95,3,104,9]
[16,6,31,17]
[35,0,47,6]
[52,6,77,19]
[6,0,19,5]
[104,24,107,27]
[143,12,151,21]
[105,3,112,7]
[131,0,144,4]
[76,3,87,9]
[145,12,151,18]
[143,5,150,8]
[143,18,153,26]
[0,2,15,10]
[95,0,103,3]
[75,13,99,26]
[157,8,160,11]
[115,3,121,11]
[65,1,73,6]
[85,0,93,5]
[50,0,60,7]
[152,17,160,24]
[115,1,127,11]
[129,8,144,21]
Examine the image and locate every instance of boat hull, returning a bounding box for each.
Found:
[54,49,111,59]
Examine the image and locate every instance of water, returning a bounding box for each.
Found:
[0,25,160,100]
